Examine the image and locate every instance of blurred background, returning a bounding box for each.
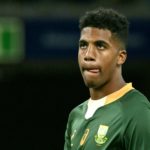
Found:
[0,0,149,149]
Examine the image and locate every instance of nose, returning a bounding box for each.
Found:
[84,45,96,61]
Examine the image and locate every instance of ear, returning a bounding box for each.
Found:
[117,50,127,65]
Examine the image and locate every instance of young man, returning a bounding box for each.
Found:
[64,7,150,150]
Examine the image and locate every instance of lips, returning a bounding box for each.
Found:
[81,62,101,75]
[86,68,99,73]
[82,66,100,76]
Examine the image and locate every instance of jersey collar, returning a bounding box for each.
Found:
[104,83,134,105]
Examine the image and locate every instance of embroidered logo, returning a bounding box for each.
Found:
[95,125,109,146]
[80,128,90,146]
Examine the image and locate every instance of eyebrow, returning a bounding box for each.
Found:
[79,39,109,46]
[95,40,109,46]
[79,39,87,43]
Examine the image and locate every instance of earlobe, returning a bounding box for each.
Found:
[117,50,127,65]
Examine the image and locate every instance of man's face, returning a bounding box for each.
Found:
[78,27,125,89]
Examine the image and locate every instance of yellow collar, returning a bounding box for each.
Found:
[105,83,134,105]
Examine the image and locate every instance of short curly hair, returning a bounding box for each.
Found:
[79,7,129,49]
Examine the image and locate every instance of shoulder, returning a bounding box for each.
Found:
[120,89,150,131]
[121,90,150,148]
[120,89,150,122]
[67,100,88,121]
[120,89,150,112]
[118,89,150,130]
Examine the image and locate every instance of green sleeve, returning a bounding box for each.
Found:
[123,105,150,150]
[64,123,70,150]
[64,114,72,150]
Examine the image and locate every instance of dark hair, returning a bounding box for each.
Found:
[79,7,129,48]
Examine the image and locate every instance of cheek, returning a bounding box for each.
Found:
[78,55,83,71]
[78,51,84,64]
[78,54,81,65]
[101,55,117,72]
[78,50,82,60]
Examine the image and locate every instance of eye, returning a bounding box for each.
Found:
[95,41,107,50]
[79,41,88,50]
[97,45,105,50]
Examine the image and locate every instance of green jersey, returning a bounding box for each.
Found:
[64,83,150,150]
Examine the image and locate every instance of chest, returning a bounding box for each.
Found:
[70,107,123,150]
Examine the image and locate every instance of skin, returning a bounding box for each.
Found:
[78,27,127,100]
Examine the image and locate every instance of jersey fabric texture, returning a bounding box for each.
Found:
[64,83,150,150]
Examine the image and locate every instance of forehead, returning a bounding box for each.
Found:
[80,27,112,42]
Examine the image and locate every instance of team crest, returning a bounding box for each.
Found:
[95,125,109,146]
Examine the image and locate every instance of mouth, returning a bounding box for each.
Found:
[85,68,99,73]
[83,68,100,76]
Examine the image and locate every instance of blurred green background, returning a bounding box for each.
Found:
[0,0,149,149]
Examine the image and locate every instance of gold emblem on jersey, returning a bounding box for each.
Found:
[95,125,109,146]
[80,128,90,146]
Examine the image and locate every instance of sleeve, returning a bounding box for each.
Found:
[123,104,150,150]
[64,113,72,150]
[64,122,70,150]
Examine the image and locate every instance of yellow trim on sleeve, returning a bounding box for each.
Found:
[105,83,134,105]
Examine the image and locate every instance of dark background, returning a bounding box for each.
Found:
[0,0,150,150]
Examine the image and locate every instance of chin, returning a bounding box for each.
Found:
[84,81,98,88]
[84,79,107,89]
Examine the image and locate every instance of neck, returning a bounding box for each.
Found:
[89,76,126,100]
